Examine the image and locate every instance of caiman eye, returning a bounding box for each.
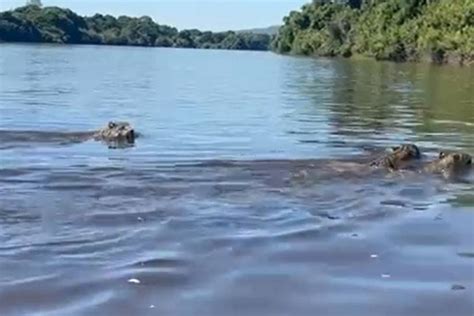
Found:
[127,130,135,141]
[108,122,117,128]
[412,146,420,158]
[439,152,446,159]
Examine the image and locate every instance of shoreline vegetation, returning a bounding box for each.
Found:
[272,0,474,66]
[0,5,271,51]
[0,1,473,66]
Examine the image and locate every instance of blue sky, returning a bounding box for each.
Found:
[0,0,308,31]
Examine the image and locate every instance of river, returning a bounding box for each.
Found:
[0,44,473,316]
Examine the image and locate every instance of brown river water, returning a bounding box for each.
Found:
[0,44,473,315]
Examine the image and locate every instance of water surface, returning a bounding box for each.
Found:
[0,44,473,316]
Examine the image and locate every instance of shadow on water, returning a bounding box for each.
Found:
[0,130,138,150]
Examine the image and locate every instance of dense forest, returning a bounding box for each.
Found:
[1,1,473,65]
[272,0,474,65]
[0,5,271,51]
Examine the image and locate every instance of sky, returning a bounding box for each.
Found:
[0,0,308,31]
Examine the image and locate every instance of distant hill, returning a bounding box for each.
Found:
[237,25,280,36]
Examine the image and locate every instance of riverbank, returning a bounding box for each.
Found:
[272,0,474,66]
[0,5,271,51]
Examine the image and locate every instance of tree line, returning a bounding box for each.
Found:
[0,5,271,51]
[272,0,474,65]
[2,1,472,64]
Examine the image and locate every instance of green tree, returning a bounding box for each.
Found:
[272,0,474,65]
[0,5,272,51]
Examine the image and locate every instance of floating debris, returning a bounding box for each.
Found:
[457,252,474,258]
[381,274,391,278]
[370,254,379,258]
[128,278,141,284]
[451,284,466,291]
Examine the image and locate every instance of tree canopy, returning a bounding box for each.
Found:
[0,5,272,51]
[272,0,474,65]
[2,1,471,64]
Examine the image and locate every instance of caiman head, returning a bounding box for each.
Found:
[390,144,421,161]
[95,121,136,145]
[426,151,472,176]
[370,143,421,170]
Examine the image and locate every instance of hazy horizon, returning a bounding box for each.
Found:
[0,0,307,31]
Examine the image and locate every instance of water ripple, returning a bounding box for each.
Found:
[0,45,473,316]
